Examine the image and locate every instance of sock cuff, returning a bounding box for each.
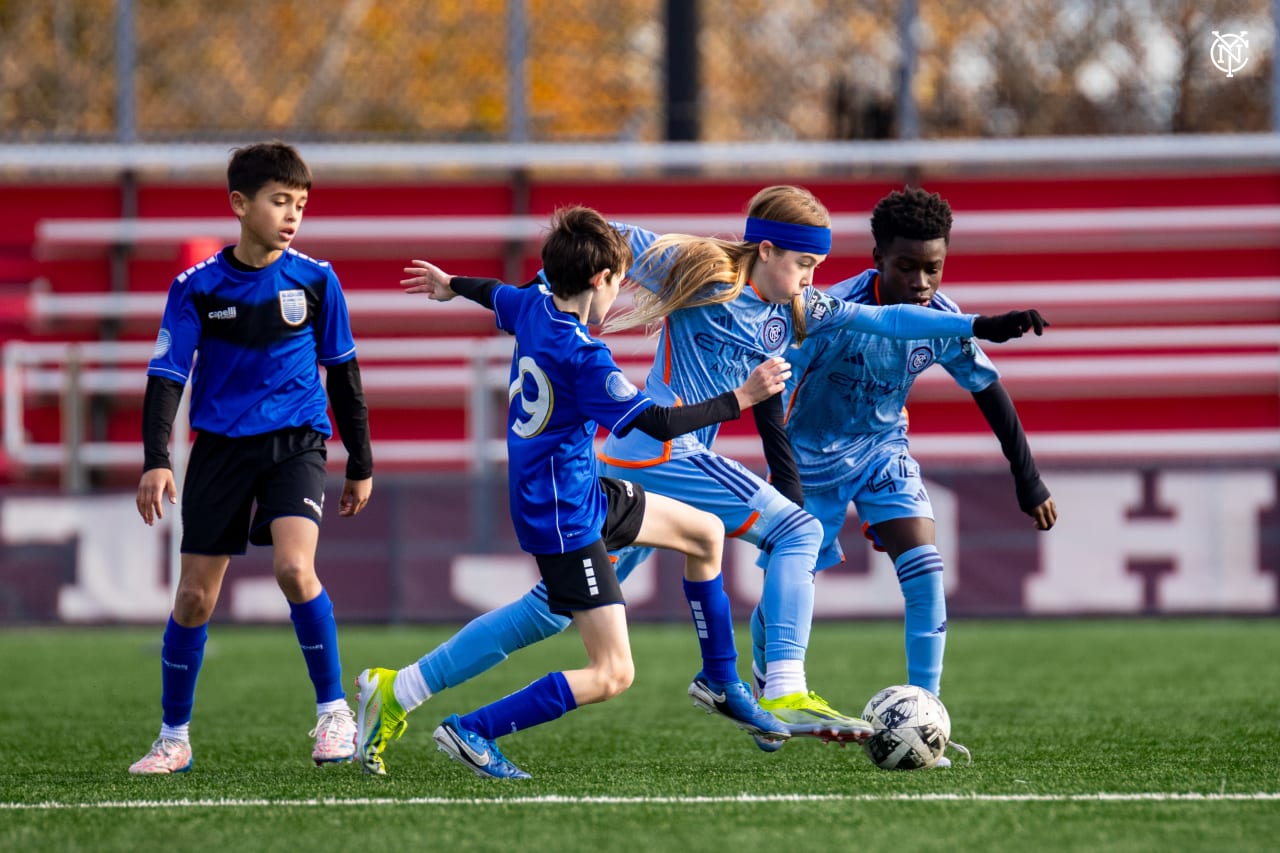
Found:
[548,671,578,712]
[163,615,208,649]
[681,574,725,596]
[289,588,333,623]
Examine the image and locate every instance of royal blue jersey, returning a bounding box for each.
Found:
[600,224,979,467]
[147,247,356,438]
[492,283,655,555]
[783,269,1000,491]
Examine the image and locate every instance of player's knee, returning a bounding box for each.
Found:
[585,658,635,703]
[172,586,216,624]
[769,511,823,559]
[273,558,318,600]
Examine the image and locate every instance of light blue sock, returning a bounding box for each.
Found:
[417,583,570,694]
[289,588,344,704]
[749,603,767,685]
[683,575,737,684]
[758,507,823,665]
[460,671,578,741]
[895,544,946,695]
[160,616,207,727]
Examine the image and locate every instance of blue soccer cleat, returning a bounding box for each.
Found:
[688,672,791,747]
[432,714,531,780]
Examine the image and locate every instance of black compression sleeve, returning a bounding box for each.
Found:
[972,382,1049,512]
[450,276,503,310]
[326,359,374,480]
[753,393,803,507]
[142,375,184,471]
[623,391,741,441]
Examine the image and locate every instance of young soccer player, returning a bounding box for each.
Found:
[129,141,374,775]
[356,206,790,779]
[771,187,1056,762]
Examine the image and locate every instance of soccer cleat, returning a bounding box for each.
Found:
[432,714,531,780]
[688,673,791,746]
[128,737,193,775]
[758,690,874,744]
[309,706,357,765]
[355,667,409,776]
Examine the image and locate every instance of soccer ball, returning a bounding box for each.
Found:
[861,684,950,770]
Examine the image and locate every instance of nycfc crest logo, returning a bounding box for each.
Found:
[279,289,307,326]
[906,346,934,374]
[1210,31,1248,77]
[761,317,788,352]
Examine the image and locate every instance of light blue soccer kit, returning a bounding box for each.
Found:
[415,225,983,700]
[779,269,999,694]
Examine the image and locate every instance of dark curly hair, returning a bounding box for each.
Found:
[870,188,953,250]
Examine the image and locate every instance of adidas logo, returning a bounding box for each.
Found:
[207,306,237,320]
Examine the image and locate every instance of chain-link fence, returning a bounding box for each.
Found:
[0,0,1274,142]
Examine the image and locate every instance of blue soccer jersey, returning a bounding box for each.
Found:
[600,224,980,467]
[147,247,357,438]
[492,283,655,555]
[783,269,1001,491]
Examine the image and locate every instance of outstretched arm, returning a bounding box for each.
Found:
[402,260,502,309]
[625,357,791,441]
[972,381,1057,530]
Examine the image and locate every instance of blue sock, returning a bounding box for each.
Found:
[896,545,946,695]
[160,616,207,727]
[758,507,822,664]
[418,583,570,694]
[289,589,344,704]
[683,575,738,684]
[460,671,578,741]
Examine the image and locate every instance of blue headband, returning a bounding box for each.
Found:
[743,217,832,255]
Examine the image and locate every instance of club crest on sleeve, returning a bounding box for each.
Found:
[907,346,935,374]
[152,328,171,359]
[279,289,307,326]
[606,371,639,401]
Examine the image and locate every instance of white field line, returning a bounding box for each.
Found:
[2,792,1278,810]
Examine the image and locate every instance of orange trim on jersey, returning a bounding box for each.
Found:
[747,278,765,301]
[727,512,760,538]
[783,363,815,426]
[872,270,883,305]
[598,316,681,467]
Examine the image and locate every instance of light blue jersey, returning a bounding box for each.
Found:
[600,225,979,468]
[784,269,1000,492]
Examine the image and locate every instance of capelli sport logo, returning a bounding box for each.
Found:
[207,306,237,320]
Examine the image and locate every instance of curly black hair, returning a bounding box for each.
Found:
[870,187,953,250]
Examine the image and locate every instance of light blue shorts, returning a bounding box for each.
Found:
[804,443,933,570]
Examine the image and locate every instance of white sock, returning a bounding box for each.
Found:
[763,659,806,700]
[316,698,349,716]
[394,664,432,713]
[159,723,189,743]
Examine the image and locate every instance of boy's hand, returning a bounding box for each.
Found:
[137,467,176,525]
[972,309,1049,343]
[734,356,792,409]
[339,476,373,517]
[401,259,456,301]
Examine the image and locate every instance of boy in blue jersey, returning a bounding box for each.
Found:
[129,141,374,775]
[354,206,791,779]
[774,188,1056,763]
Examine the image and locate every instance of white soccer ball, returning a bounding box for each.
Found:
[861,684,951,770]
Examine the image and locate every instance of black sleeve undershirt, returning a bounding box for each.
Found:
[753,393,804,507]
[141,375,184,471]
[450,276,502,309]
[971,381,1049,512]
[622,391,742,441]
[326,359,374,480]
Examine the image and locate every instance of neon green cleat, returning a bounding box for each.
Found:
[758,690,873,744]
[355,667,409,775]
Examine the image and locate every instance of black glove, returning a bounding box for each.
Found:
[972,309,1049,343]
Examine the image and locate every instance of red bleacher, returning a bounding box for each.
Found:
[2,165,1278,485]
